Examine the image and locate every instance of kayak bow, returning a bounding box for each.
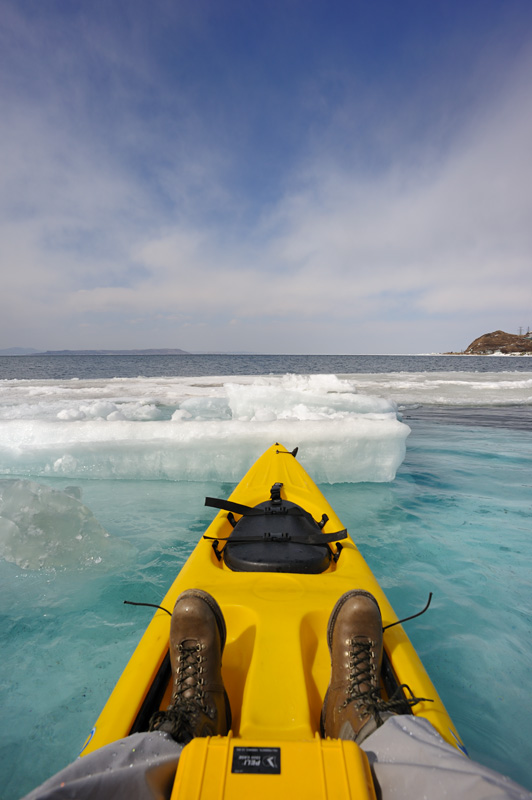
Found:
[83,443,464,797]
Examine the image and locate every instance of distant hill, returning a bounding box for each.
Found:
[27,348,190,356]
[0,347,39,355]
[461,330,532,355]
[0,347,257,356]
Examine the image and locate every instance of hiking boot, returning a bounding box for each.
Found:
[149,589,232,744]
[321,590,392,743]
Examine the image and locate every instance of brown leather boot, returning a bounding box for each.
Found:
[321,590,391,743]
[149,589,232,744]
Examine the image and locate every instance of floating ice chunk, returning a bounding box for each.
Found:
[53,454,79,473]
[347,371,532,407]
[224,375,397,421]
[106,411,126,421]
[57,408,86,421]
[252,409,277,422]
[0,479,132,570]
[171,409,192,421]
[12,420,408,482]
[82,401,118,418]
[0,373,410,482]
[179,396,232,420]
[55,401,162,422]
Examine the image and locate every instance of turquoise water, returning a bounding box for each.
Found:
[0,357,531,797]
[337,414,532,787]
[1,414,531,796]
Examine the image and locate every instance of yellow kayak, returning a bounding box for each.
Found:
[82,443,464,798]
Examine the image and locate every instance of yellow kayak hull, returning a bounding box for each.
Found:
[82,443,464,795]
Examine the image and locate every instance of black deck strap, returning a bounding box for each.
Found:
[204,529,347,545]
[205,497,264,516]
[205,497,325,519]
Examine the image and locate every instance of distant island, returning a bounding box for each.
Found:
[37,348,190,356]
[0,348,255,356]
[0,347,39,355]
[0,348,190,356]
[449,330,532,355]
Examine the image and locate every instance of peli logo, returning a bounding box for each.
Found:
[232,746,281,774]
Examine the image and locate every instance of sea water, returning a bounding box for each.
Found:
[0,355,531,797]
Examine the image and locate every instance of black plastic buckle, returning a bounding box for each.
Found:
[211,540,223,561]
[264,531,290,541]
[332,542,343,562]
[270,482,283,505]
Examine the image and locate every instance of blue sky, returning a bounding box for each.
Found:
[1,0,532,353]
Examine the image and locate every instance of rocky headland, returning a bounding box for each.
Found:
[453,330,532,355]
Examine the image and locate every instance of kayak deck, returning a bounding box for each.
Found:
[83,443,464,765]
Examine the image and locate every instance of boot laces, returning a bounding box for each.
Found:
[342,637,432,716]
[148,641,211,744]
[172,640,208,712]
[342,636,381,712]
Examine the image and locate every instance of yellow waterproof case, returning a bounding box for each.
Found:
[171,733,377,800]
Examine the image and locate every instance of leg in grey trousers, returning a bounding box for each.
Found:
[22,732,182,800]
[22,717,532,800]
[361,716,531,800]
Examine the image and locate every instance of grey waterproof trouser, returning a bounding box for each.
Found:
[23,716,531,800]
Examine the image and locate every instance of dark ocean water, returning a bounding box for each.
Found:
[1,352,532,380]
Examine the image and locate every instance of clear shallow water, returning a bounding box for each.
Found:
[1,356,531,797]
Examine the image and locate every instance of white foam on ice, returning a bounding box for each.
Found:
[0,479,133,570]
